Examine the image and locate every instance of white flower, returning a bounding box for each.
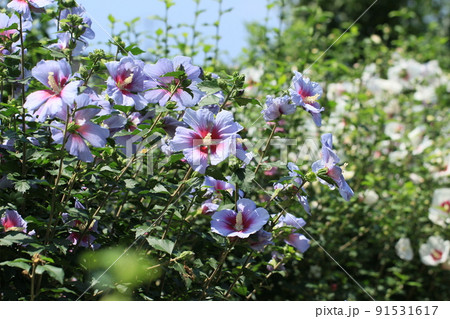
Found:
[395,237,414,261]
[419,236,450,266]
[409,173,424,184]
[362,189,379,205]
[428,188,450,228]
[366,78,402,96]
[387,58,422,90]
[407,126,433,155]
[385,122,405,141]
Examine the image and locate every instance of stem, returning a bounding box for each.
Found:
[172,191,197,250]
[163,1,170,56]
[224,250,253,298]
[213,0,223,66]
[201,240,236,300]
[190,0,201,58]
[246,258,284,300]
[161,168,193,240]
[219,81,236,110]
[30,263,36,301]
[19,15,27,178]
[44,104,71,244]
[254,124,277,175]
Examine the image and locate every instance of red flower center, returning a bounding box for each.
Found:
[3,219,15,230]
[440,200,450,213]
[431,249,443,261]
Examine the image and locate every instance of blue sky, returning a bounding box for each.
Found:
[76,0,276,62]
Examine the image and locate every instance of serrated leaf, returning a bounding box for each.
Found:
[198,80,221,94]
[0,259,31,272]
[198,94,220,107]
[146,237,174,254]
[125,179,138,189]
[14,180,30,193]
[0,232,34,246]
[162,71,185,78]
[36,265,64,284]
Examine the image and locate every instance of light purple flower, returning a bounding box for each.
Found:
[286,233,310,253]
[0,12,31,39]
[50,94,109,162]
[24,59,82,122]
[59,5,95,40]
[275,212,310,253]
[201,199,219,216]
[203,176,236,196]
[104,111,153,155]
[211,198,269,238]
[312,133,354,201]
[144,56,204,109]
[105,56,148,110]
[286,162,310,214]
[249,229,273,252]
[83,87,112,116]
[235,134,253,165]
[170,108,243,174]
[162,116,188,137]
[47,32,85,56]
[262,95,296,121]
[289,71,324,127]
[267,251,285,271]
[0,13,31,59]
[7,0,54,20]
[62,213,100,250]
[1,209,27,232]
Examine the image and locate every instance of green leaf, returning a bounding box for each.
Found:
[125,45,145,55]
[162,71,185,78]
[198,80,221,94]
[107,14,116,23]
[36,265,65,284]
[114,105,134,113]
[14,180,30,193]
[198,94,220,107]
[234,97,260,106]
[0,232,34,246]
[146,237,175,254]
[0,259,31,272]
[125,179,139,189]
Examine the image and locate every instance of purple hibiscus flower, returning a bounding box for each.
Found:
[170,108,243,174]
[7,0,54,20]
[201,199,219,216]
[312,133,354,201]
[105,56,148,110]
[203,175,236,196]
[83,87,112,116]
[62,213,100,250]
[1,209,27,232]
[261,95,296,121]
[287,162,311,214]
[50,94,109,162]
[275,212,310,253]
[161,115,188,137]
[0,12,31,39]
[48,32,85,56]
[24,59,82,122]
[144,56,204,109]
[249,229,274,252]
[104,111,153,155]
[289,71,324,127]
[211,198,269,238]
[0,13,31,60]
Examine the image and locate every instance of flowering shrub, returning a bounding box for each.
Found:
[0,0,449,301]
